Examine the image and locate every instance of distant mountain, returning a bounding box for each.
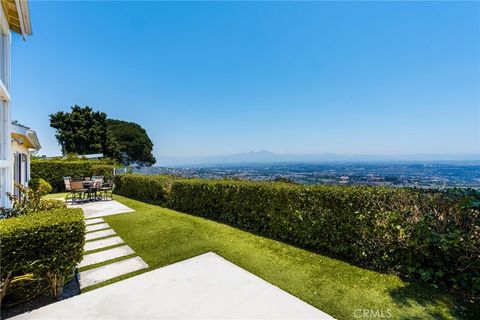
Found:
[155,151,480,167]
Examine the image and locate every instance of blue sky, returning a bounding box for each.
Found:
[11,1,479,159]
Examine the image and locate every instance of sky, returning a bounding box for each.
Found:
[10,1,480,159]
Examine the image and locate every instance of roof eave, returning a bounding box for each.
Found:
[15,0,31,37]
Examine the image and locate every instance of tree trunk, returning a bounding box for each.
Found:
[45,272,65,299]
[0,272,13,306]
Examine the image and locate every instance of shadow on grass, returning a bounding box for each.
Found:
[388,281,479,320]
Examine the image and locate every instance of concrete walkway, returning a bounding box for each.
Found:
[69,200,135,219]
[12,252,333,319]
[76,201,149,290]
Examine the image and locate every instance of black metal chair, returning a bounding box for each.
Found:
[86,180,102,201]
[99,180,114,200]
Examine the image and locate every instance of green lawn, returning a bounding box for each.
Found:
[56,193,476,319]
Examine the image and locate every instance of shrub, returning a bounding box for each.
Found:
[91,164,114,181]
[114,174,177,206]
[114,174,480,295]
[2,184,45,218]
[167,179,480,295]
[31,159,116,192]
[38,199,67,211]
[0,208,85,301]
[28,178,52,195]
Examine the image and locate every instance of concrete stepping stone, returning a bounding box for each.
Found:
[79,257,149,289]
[84,236,124,252]
[85,229,116,241]
[85,218,105,225]
[86,223,110,233]
[79,245,135,268]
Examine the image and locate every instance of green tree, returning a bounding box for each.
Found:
[106,119,156,166]
[49,105,120,159]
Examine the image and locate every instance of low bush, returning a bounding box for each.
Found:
[114,174,178,206]
[38,199,67,211]
[0,208,85,301]
[28,178,52,195]
[1,184,66,219]
[31,159,116,192]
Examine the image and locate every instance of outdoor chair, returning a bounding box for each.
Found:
[99,180,114,200]
[92,175,104,181]
[64,176,73,202]
[70,180,87,203]
[86,180,102,201]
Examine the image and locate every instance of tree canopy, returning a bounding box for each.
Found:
[107,119,156,166]
[49,106,156,166]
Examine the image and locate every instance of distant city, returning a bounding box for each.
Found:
[135,161,480,189]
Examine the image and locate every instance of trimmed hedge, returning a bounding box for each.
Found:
[114,174,176,206]
[114,174,480,295]
[0,208,85,299]
[31,160,115,192]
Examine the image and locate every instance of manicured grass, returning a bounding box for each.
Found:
[43,192,67,199]
[51,193,477,319]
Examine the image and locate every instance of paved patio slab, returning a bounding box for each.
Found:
[85,223,110,233]
[79,245,135,268]
[84,229,116,241]
[79,256,149,289]
[84,236,124,252]
[69,200,135,219]
[85,217,105,225]
[13,252,332,319]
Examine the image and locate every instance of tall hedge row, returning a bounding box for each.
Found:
[114,174,176,205]
[0,208,85,299]
[31,160,115,192]
[114,174,480,294]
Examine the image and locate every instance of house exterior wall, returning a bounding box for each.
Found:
[0,4,12,208]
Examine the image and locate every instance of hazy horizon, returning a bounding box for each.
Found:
[154,150,480,167]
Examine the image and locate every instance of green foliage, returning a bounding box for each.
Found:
[49,105,119,159]
[114,174,480,295]
[114,174,176,206]
[91,164,114,180]
[0,208,85,299]
[31,159,116,192]
[106,119,156,166]
[2,184,49,218]
[28,178,52,195]
[38,199,67,211]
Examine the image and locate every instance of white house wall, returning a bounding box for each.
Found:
[0,4,12,207]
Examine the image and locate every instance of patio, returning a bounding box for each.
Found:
[69,200,135,219]
[11,252,332,319]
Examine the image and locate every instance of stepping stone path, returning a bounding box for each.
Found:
[80,216,148,290]
[85,223,110,232]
